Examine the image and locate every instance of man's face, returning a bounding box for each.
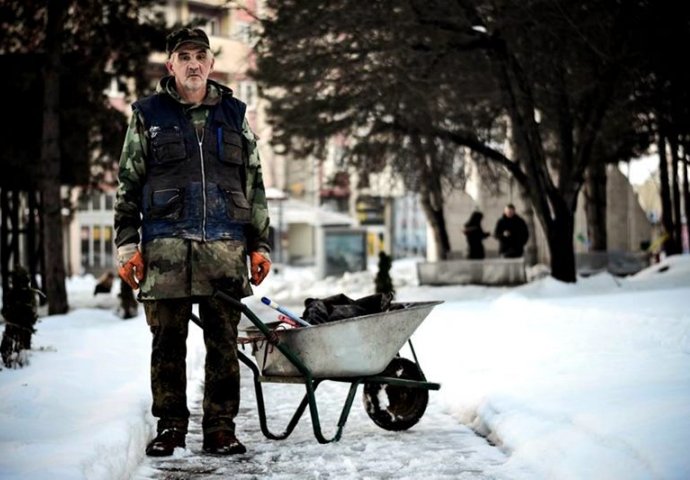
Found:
[505,206,515,217]
[166,45,214,94]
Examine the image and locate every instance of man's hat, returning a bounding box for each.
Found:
[166,28,210,55]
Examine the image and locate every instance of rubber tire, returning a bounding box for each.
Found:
[363,357,429,431]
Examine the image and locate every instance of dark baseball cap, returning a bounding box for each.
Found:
[166,28,210,55]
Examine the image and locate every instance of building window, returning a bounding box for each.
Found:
[90,192,102,210]
[78,194,89,211]
[193,15,220,36]
[81,226,90,267]
[238,81,257,109]
[189,4,225,37]
[77,191,117,273]
[79,191,114,211]
[233,21,252,44]
[104,226,113,266]
[93,226,102,267]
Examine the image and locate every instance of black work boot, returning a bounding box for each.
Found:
[145,429,186,456]
[202,430,247,455]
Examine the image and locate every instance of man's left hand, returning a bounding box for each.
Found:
[250,251,271,286]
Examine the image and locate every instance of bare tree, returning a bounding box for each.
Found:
[0,0,168,312]
[253,0,684,281]
[40,0,69,314]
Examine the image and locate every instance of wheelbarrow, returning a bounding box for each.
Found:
[194,289,443,444]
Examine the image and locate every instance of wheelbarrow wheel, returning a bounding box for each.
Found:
[363,357,428,431]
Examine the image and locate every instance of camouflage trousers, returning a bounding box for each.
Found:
[144,296,241,435]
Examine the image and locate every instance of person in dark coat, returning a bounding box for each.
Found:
[93,271,115,296]
[493,203,529,258]
[463,211,490,259]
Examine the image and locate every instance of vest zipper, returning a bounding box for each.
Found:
[195,128,207,241]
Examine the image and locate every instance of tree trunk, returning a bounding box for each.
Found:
[27,190,41,293]
[584,160,608,251]
[683,142,689,253]
[669,134,682,251]
[1,190,22,308]
[411,136,451,261]
[657,131,678,255]
[418,177,451,261]
[40,0,68,314]
[546,206,577,282]
[1,189,10,307]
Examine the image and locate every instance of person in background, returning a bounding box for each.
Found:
[114,28,271,457]
[463,211,490,259]
[493,203,529,258]
[93,271,115,296]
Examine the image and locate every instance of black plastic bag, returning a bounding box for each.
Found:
[302,292,393,324]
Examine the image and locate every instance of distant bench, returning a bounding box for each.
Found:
[576,251,649,277]
[417,257,527,286]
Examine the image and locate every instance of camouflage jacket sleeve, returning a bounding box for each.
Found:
[243,118,271,254]
[114,112,147,247]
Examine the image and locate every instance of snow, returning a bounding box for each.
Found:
[1,255,689,479]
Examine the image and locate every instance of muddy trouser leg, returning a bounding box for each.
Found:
[199,295,241,434]
[144,298,192,434]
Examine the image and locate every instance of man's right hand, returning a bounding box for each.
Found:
[117,244,145,290]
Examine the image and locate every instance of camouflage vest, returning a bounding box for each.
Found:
[132,93,249,244]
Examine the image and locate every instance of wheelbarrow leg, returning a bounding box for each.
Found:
[239,350,362,444]
[308,379,363,444]
[239,350,316,440]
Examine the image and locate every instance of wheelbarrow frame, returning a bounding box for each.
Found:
[193,289,441,444]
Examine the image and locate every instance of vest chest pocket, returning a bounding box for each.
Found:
[151,128,186,165]
[218,128,244,165]
[224,189,251,223]
[146,188,184,220]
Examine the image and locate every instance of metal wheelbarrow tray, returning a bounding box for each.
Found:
[252,300,442,378]
[205,290,443,444]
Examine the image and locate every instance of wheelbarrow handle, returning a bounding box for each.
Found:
[213,289,272,338]
[213,289,246,311]
[213,288,315,379]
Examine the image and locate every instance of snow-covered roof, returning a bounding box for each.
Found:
[267,197,356,227]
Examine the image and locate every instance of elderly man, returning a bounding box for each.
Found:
[114,28,271,456]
